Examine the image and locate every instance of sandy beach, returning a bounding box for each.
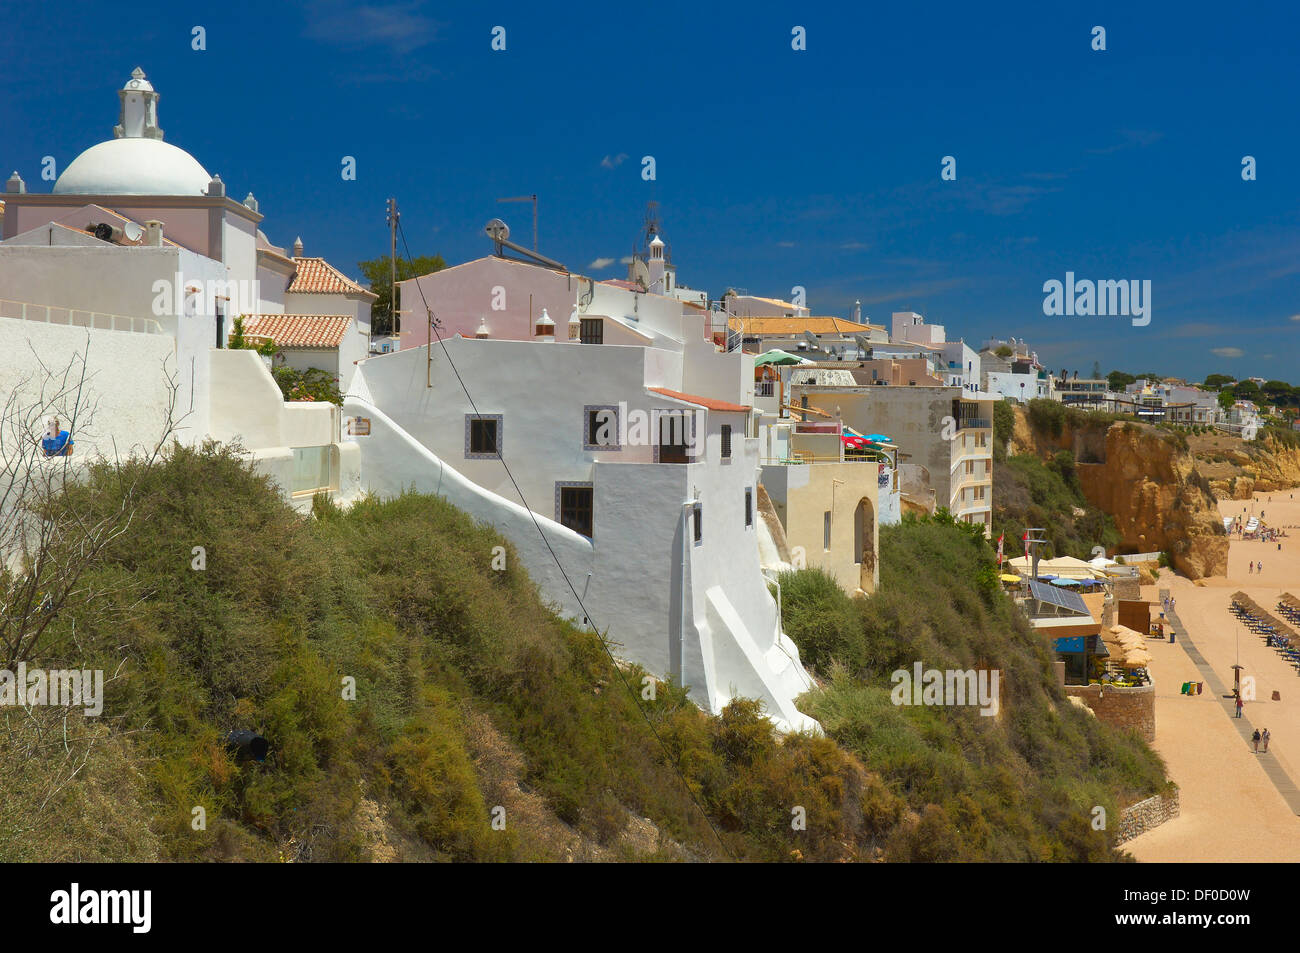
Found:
[1124,490,1300,862]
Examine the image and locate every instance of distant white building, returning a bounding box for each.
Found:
[979,339,1048,402]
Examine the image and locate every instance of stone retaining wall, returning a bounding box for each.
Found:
[1116,789,1181,844]
[1063,681,1156,741]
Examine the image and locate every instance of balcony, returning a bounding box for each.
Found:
[958,417,992,430]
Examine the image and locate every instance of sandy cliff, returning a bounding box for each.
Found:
[1013,409,1228,579]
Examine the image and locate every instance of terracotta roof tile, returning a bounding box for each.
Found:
[288,257,375,296]
[648,387,750,413]
[241,313,353,349]
[727,316,883,335]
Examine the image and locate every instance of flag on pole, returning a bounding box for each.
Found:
[1022,530,1030,560]
[997,532,1004,566]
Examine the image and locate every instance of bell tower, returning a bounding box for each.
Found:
[114,67,163,140]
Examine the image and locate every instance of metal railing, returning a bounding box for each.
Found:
[0,297,164,335]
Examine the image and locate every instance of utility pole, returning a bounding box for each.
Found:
[385,198,400,349]
[497,194,537,251]
[1023,528,1048,578]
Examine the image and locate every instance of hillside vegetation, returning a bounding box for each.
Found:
[2,443,1169,862]
[779,512,1171,861]
[991,399,1122,560]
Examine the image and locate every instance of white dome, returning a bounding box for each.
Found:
[53,137,212,196]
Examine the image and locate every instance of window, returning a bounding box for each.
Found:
[579,317,604,345]
[557,484,594,537]
[692,503,703,543]
[721,424,732,459]
[658,412,691,463]
[745,487,753,527]
[824,511,832,551]
[584,405,619,450]
[465,414,503,458]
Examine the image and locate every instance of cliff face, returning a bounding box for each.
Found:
[1013,409,1228,579]
[1198,437,1300,499]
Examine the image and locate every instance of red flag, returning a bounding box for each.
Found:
[1022,531,1030,560]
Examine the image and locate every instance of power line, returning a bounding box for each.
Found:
[394,219,735,861]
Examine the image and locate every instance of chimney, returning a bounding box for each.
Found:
[293,236,303,258]
[534,308,555,343]
[5,171,25,194]
[205,174,224,197]
[243,192,259,213]
[145,220,164,247]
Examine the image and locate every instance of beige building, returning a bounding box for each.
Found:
[789,383,994,535]
[760,426,881,594]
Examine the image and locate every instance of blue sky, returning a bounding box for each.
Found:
[4,0,1299,382]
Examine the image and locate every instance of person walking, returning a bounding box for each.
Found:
[1258,560,1264,575]
[1252,729,1261,753]
[1263,728,1271,753]
[1236,692,1244,718]
[1249,561,1255,574]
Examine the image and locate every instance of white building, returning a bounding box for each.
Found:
[0,68,359,509]
[979,339,1048,403]
[361,241,823,731]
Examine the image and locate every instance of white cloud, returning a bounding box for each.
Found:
[1290,314,1300,322]
[587,257,615,270]
[1211,346,1244,358]
[600,153,629,169]
[619,256,633,265]
[776,241,796,248]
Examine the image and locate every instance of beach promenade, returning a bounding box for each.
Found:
[1125,490,1300,862]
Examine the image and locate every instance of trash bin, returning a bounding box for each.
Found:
[1169,630,1176,643]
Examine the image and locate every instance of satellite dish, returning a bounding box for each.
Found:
[485,218,510,242]
[802,330,821,350]
[122,221,144,243]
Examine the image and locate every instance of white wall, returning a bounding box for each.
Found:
[209,349,360,509]
[0,316,178,461]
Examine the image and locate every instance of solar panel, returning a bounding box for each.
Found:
[1028,579,1090,615]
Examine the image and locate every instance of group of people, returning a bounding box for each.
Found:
[1161,595,1177,613]
[1249,560,1266,574]
[1252,727,1271,754]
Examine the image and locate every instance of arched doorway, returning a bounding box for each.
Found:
[854,497,876,592]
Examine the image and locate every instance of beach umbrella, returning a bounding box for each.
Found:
[864,433,892,443]
[1123,651,1153,669]
[841,433,867,449]
[999,573,1022,583]
[754,349,807,366]
[1051,578,1082,587]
